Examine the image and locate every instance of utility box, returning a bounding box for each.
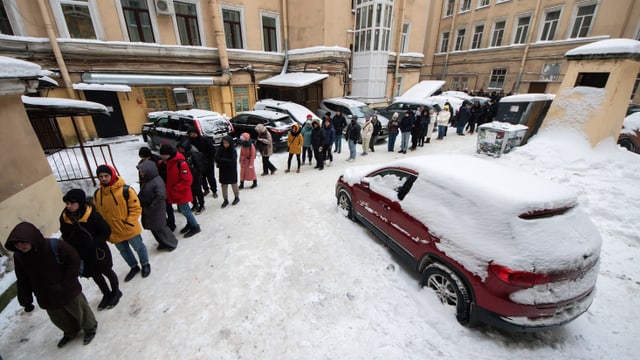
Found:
[477,121,528,157]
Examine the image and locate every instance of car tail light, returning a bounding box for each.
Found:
[193,121,203,135]
[225,119,234,133]
[496,131,505,139]
[489,264,551,287]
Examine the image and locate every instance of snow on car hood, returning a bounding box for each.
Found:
[341,155,603,280]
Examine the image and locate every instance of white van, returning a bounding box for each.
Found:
[254,99,321,126]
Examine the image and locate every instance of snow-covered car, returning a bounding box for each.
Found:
[335,154,602,331]
[229,110,294,150]
[141,109,233,149]
[254,99,321,126]
[318,97,389,140]
[618,112,640,154]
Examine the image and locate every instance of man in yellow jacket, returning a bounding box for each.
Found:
[94,164,150,282]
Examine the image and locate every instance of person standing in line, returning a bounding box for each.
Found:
[94,164,150,281]
[369,114,382,152]
[322,117,336,166]
[256,123,277,175]
[457,101,472,136]
[467,100,481,134]
[159,144,201,238]
[418,108,431,146]
[436,105,451,140]
[310,119,326,170]
[398,111,414,154]
[138,147,175,231]
[410,110,425,151]
[426,108,437,144]
[59,189,121,311]
[6,222,98,348]
[137,160,178,251]
[360,116,373,156]
[345,117,361,162]
[331,110,347,153]
[286,123,303,173]
[216,136,240,208]
[444,101,454,137]
[238,132,258,189]
[187,127,218,199]
[177,140,207,215]
[301,117,314,165]
[387,112,399,152]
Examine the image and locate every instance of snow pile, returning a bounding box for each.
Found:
[622,112,640,133]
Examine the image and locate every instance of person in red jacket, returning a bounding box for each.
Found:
[159,144,201,238]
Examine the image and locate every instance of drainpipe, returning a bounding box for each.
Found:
[513,0,543,93]
[390,0,407,101]
[37,0,90,141]
[209,0,231,84]
[280,0,289,75]
[441,3,458,82]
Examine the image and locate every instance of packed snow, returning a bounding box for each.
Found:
[1,120,639,359]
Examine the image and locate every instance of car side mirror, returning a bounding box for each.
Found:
[361,179,370,189]
[347,115,353,120]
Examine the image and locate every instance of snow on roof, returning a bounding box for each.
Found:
[21,95,108,113]
[254,99,320,124]
[82,73,217,86]
[259,72,329,88]
[288,46,350,55]
[0,56,48,79]
[440,90,472,100]
[325,97,368,107]
[565,38,640,57]
[499,93,556,103]
[425,95,464,110]
[393,80,445,102]
[623,112,640,132]
[172,109,224,119]
[73,83,132,92]
[38,76,59,87]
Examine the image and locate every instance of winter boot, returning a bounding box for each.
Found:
[239,181,244,189]
[221,199,229,208]
[250,180,257,189]
[141,263,151,278]
[124,265,140,282]
[184,225,201,238]
[108,289,123,309]
[232,197,240,205]
[97,294,111,311]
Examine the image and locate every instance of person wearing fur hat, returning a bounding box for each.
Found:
[238,132,257,189]
[215,136,240,207]
[255,123,277,175]
[60,189,121,311]
[159,144,201,238]
[137,160,179,251]
[6,222,98,348]
[286,123,303,173]
[94,164,150,281]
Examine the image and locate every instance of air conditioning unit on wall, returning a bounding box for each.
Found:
[173,88,194,107]
[154,0,174,15]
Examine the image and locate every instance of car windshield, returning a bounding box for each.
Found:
[199,118,227,135]
[272,116,295,127]
[353,105,374,117]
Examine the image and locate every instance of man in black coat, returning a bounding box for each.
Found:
[187,127,218,199]
[6,222,98,348]
[310,119,326,170]
[331,110,347,153]
[457,101,472,135]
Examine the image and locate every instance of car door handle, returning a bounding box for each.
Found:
[382,204,391,211]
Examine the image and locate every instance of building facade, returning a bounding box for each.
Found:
[423,0,640,99]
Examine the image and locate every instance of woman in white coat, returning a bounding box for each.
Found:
[436,105,451,140]
[360,116,373,156]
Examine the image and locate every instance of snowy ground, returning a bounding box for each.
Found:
[1,126,639,360]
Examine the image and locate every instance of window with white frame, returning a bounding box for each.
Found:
[478,0,490,8]
[513,14,530,44]
[54,0,99,39]
[454,28,466,51]
[489,68,507,89]
[496,0,510,3]
[460,0,471,12]
[451,77,459,90]
[400,22,410,53]
[444,0,454,17]
[540,8,561,41]
[122,0,154,43]
[471,24,484,49]
[440,31,450,53]
[222,7,244,49]
[490,20,505,47]
[354,1,393,52]
[261,13,279,52]
[570,3,596,38]
[541,63,560,81]
[175,1,201,46]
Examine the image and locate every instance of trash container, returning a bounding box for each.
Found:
[477,121,528,157]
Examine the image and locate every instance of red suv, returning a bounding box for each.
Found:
[335,154,602,331]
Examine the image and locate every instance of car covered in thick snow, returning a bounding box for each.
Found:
[335,154,602,331]
[141,109,233,149]
[618,112,640,154]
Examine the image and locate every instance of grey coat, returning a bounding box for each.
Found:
[137,160,167,231]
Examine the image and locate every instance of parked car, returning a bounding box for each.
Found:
[374,101,441,122]
[229,110,294,150]
[618,112,640,154]
[626,103,640,116]
[141,109,233,150]
[254,99,321,126]
[335,154,602,331]
[318,97,389,140]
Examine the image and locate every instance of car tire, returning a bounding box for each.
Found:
[618,137,636,153]
[337,188,355,221]
[421,263,473,326]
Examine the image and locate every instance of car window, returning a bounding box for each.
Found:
[388,103,404,111]
[181,118,194,131]
[167,116,181,130]
[366,169,417,201]
[338,105,352,116]
[234,114,249,125]
[200,118,226,134]
[324,102,339,112]
[156,116,170,128]
[354,105,374,117]
[272,116,294,127]
[248,116,265,126]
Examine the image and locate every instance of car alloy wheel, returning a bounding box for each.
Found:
[421,263,472,326]
[337,189,354,220]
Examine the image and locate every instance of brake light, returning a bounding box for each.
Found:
[489,264,551,287]
[193,121,202,135]
[225,119,234,133]
[496,131,505,139]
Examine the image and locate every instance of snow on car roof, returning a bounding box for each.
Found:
[255,99,320,122]
[623,112,640,132]
[393,80,445,102]
[173,109,224,119]
[325,97,368,107]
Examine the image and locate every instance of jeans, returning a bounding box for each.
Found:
[400,131,411,152]
[348,139,357,159]
[302,146,313,163]
[177,202,199,228]
[438,125,447,139]
[388,132,398,151]
[334,134,343,152]
[114,234,149,268]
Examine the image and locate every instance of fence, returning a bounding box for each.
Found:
[46,144,117,185]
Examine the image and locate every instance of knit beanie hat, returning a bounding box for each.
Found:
[159,143,176,155]
[138,146,152,158]
[96,164,113,176]
[63,188,86,204]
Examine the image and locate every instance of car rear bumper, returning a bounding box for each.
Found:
[471,287,596,332]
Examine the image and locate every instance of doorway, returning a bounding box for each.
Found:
[83,91,128,138]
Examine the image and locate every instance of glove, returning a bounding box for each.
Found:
[24,304,35,312]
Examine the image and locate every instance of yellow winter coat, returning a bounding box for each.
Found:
[287,124,303,155]
[93,176,143,244]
